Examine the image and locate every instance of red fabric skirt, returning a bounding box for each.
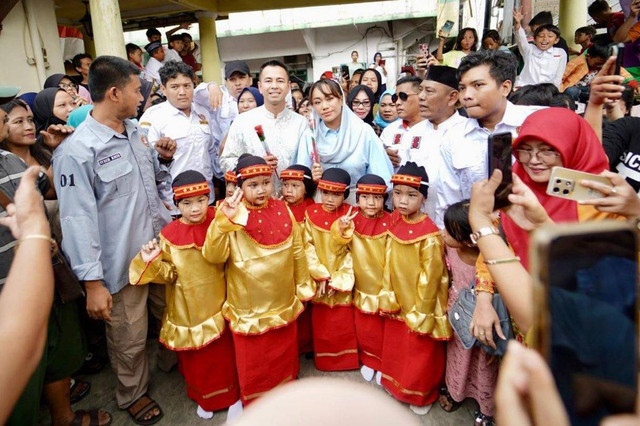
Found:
[175,328,240,411]
[297,303,313,354]
[231,322,299,405]
[380,318,446,406]
[311,303,359,371]
[354,309,384,371]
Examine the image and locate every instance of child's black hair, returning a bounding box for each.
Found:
[533,24,561,39]
[443,200,474,246]
[575,26,597,38]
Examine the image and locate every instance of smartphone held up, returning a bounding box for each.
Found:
[488,132,513,209]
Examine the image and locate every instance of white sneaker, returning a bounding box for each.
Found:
[226,399,244,423]
[375,371,382,386]
[410,403,432,415]
[360,365,375,381]
[196,405,214,419]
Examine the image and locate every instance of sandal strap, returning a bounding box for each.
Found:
[128,395,160,421]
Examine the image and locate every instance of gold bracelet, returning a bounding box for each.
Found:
[483,256,521,265]
[19,234,58,256]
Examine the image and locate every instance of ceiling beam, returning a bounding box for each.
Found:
[216,0,384,14]
[169,0,217,12]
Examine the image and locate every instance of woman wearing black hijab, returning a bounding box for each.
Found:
[347,85,382,136]
[43,73,90,106]
[33,87,76,136]
[358,68,383,103]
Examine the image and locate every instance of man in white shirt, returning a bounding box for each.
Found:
[411,66,468,226]
[513,8,567,88]
[143,42,165,87]
[437,50,540,225]
[140,61,214,213]
[381,75,426,170]
[194,60,252,193]
[220,60,312,192]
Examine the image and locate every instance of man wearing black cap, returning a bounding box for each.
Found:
[411,65,468,227]
[143,41,166,87]
[194,60,252,195]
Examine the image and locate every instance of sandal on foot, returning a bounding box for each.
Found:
[474,410,495,426]
[70,378,91,404]
[127,394,164,426]
[71,409,112,426]
[439,386,462,413]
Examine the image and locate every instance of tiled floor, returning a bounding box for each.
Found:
[40,341,478,425]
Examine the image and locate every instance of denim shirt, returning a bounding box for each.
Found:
[52,114,172,294]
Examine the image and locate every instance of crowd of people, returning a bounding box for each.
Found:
[1,2,640,426]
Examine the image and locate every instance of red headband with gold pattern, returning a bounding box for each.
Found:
[238,165,272,180]
[391,174,428,188]
[225,170,237,183]
[173,182,210,199]
[318,179,347,193]
[280,169,310,181]
[356,183,387,195]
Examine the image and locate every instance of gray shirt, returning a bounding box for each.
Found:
[0,151,27,287]
[52,114,172,294]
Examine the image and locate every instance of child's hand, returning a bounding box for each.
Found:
[337,206,358,236]
[141,238,161,263]
[311,163,323,182]
[513,6,524,28]
[221,187,243,220]
[317,279,327,296]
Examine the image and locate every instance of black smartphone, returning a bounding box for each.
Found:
[488,132,513,209]
[610,43,625,75]
[532,221,639,424]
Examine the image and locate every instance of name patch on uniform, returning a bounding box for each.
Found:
[393,134,402,145]
[411,136,421,149]
[98,153,122,166]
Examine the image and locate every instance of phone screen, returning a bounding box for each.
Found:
[488,132,512,209]
[545,230,638,423]
[442,20,454,33]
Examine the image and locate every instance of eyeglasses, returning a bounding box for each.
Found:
[515,148,559,163]
[59,83,78,91]
[351,100,371,108]
[391,92,419,103]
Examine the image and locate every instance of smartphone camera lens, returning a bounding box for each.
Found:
[562,189,570,195]
[553,187,560,193]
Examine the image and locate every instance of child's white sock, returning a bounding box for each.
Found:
[226,399,243,423]
[375,371,382,386]
[409,403,432,416]
[360,365,375,381]
[196,405,214,419]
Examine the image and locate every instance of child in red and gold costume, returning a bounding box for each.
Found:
[333,174,398,384]
[381,162,451,415]
[304,168,358,371]
[280,164,317,355]
[129,170,241,421]
[203,155,314,406]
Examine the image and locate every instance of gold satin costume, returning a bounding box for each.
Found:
[386,212,452,340]
[331,211,398,314]
[202,199,314,335]
[304,203,355,306]
[129,208,226,350]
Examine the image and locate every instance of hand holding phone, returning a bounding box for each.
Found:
[609,43,625,75]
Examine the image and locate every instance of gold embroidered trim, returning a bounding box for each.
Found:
[315,349,358,358]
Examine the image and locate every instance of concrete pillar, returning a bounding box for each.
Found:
[89,0,126,58]
[196,11,222,84]
[23,0,47,87]
[559,0,587,52]
[81,29,97,59]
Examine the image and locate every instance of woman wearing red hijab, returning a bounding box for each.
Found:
[469,108,623,348]
[502,107,621,268]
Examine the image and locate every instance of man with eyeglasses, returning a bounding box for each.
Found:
[380,76,426,171]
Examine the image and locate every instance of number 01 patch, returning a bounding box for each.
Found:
[59,174,76,187]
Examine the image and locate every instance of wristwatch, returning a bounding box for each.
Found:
[470,226,500,245]
[158,155,174,166]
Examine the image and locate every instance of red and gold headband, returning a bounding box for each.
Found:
[238,165,272,180]
[225,170,237,184]
[318,179,347,193]
[280,169,310,181]
[391,174,428,188]
[356,183,387,195]
[173,182,210,199]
